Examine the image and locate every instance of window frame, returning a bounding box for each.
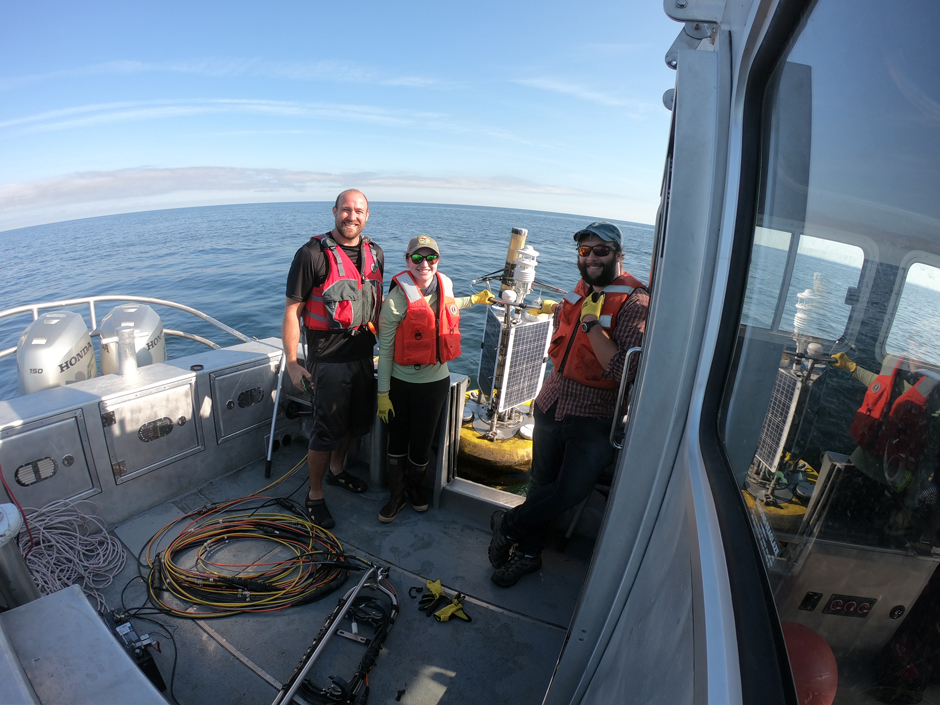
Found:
[698,1,817,703]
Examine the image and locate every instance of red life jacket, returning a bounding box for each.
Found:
[302,234,383,332]
[849,356,938,464]
[392,271,461,366]
[547,273,645,389]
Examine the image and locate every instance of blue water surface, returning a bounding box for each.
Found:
[0,202,655,401]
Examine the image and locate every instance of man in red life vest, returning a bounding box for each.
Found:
[488,221,650,587]
[282,189,384,528]
[830,331,940,539]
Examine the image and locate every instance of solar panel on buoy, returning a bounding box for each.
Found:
[477,306,553,412]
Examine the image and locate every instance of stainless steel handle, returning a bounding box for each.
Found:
[609,347,642,449]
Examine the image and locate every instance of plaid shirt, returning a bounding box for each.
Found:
[536,286,649,420]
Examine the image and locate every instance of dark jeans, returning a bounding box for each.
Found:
[504,402,616,554]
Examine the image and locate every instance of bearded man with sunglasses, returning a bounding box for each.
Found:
[488,221,649,587]
[282,189,384,529]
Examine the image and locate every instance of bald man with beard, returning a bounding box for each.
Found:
[283,189,385,528]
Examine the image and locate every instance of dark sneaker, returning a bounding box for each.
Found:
[491,550,542,588]
[488,510,512,568]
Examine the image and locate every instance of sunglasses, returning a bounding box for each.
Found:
[409,252,440,264]
[578,244,615,258]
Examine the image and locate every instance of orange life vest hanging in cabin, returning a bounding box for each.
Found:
[849,356,938,465]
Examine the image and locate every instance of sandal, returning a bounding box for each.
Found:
[305,496,335,529]
[325,470,368,493]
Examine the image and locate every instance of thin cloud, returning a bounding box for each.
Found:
[0,58,448,92]
[583,42,652,56]
[0,99,447,134]
[0,167,591,212]
[0,98,523,144]
[516,77,651,116]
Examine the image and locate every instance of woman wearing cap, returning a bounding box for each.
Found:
[375,234,495,523]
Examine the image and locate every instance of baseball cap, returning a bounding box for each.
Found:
[406,235,441,255]
[573,221,623,249]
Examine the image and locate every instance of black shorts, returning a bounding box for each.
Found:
[306,358,376,451]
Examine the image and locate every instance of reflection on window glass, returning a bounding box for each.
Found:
[886,263,940,369]
[741,232,863,336]
[741,227,792,328]
[720,1,940,702]
[779,236,863,339]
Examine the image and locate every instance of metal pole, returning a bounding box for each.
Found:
[265,350,286,478]
[271,566,378,705]
[116,327,138,376]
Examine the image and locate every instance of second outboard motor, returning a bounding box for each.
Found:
[16,311,98,395]
[99,304,167,375]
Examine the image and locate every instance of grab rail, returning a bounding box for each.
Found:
[0,295,250,360]
[609,346,642,449]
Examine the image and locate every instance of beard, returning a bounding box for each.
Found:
[577,257,620,287]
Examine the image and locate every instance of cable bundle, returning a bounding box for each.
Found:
[16,499,127,611]
[144,496,353,618]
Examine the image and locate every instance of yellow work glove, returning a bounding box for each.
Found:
[377,392,395,423]
[434,593,472,622]
[831,352,857,373]
[580,292,604,322]
[419,579,449,615]
[470,289,496,306]
[526,299,558,316]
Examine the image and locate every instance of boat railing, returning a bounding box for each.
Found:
[0,295,253,361]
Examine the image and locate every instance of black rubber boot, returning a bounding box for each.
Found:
[379,454,407,523]
[405,459,429,512]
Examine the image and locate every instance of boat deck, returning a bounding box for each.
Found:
[95,448,597,705]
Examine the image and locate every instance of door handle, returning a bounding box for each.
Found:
[609,347,642,450]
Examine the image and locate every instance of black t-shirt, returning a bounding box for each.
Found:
[285,233,386,362]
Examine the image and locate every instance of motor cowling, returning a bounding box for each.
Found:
[99,304,166,375]
[16,311,98,395]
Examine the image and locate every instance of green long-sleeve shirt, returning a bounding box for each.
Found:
[377,285,473,393]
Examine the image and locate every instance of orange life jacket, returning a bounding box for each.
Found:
[547,273,645,389]
[392,271,461,366]
[849,356,938,464]
[302,234,383,332]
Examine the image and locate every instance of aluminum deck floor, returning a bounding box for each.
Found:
[98,448,597,705]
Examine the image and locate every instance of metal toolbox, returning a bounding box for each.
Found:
[0,409,99,507]
[209,357,280,444]
[99,379,202,484]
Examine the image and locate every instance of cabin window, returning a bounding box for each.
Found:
[740,230,863,338]
[715,0,940,701]
[885,262,940,368]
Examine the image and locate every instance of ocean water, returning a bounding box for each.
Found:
[0,202,655,402]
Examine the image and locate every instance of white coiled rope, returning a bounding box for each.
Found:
[16,499,126,611]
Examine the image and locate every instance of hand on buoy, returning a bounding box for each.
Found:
[527,299,557,316]
[470,289,496,306]
[831,352,857,373]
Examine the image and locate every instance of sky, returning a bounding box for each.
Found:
[0,2,682,232]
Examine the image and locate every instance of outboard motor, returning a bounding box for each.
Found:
[99,304,166,375]
[16,311,98,395]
